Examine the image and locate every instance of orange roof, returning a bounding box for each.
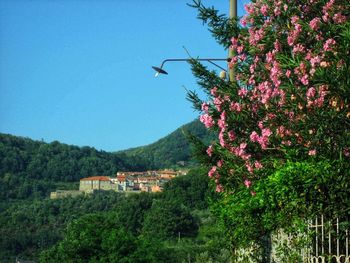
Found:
[159,170,177,175]
[80,176,110,181]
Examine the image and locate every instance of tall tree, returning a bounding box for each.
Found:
[187,0,350,257]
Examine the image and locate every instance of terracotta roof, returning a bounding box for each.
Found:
[80,176,110,181]
[159,170,177,175]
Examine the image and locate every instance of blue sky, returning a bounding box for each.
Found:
[0,0,248,152]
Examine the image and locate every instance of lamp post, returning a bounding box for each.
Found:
[229,0,237,82]
[152,58,230,77]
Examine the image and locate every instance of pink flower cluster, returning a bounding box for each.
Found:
[198,0,349,193]
[250,127,272,150]
[199,114,215,128]
[287,16,302,46]
[306,85,328,108]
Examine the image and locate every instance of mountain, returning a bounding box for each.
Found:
[0,134,146,201]
[118,119,216,169]
[0,119,214,200]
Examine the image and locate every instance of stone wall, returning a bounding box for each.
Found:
[50,190,82,199]
[79,179,118,192]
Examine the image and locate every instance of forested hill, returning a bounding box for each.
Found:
[118,119,216,169]
[0,134,148,200]
[0,119,214,200]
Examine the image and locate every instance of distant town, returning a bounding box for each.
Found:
[50,169,189,199]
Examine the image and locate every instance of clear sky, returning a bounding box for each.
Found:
[0,0,248,152]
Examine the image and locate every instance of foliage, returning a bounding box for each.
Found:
[0,120,214,201]
[142,199,199,241]
[0,133,149,201]
[213,160,350,247]
[189,0,350,191]
[162,168,211,210]
[38,169,226,263]
[187,0,350,259]
[119,120,216,169]
[0,191,125,262]
[0,167,229,262]
[39,213,140,263]
[113,192,156,235]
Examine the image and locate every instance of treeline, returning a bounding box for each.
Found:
[0,120,214,200]
[0,133,148,201]
[120,119,216,169]
[0,169,231,263]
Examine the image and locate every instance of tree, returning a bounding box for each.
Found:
[187,0,350,256]
[142,200,199,241]
[162,168,211,210]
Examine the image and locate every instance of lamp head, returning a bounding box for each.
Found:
[152,66,168,77]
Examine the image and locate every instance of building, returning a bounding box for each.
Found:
[158,170,178,178]
[50,170,183,199]
[79,176,118,192]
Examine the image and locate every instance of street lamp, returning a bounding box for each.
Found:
[152,58,231,77]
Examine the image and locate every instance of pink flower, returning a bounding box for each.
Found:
[322,13,330,22]
[262,128,272,137]
[208,166,217,178]
[254,161,263,169]
[306,87,316,98]
[266,51,274,63]
[260,4,268,16]
[309,17,321,31]
[206,145,213,157]
[210,87,218,96]
[285,70,292,78]
[201,102,209,113]
[213,97,223,112]
[218,111,227,129]
[293,44,305,54]
[250,131,259,142]
[274,40,281,52]
[333,13,347,24]
[323,38,336,51]
[240,142,247,150]
[310,55,321,67]
[200,114,215,128]
[237,45,244,54]
[300,74,309,85]
[246,163,254,173]
[291,16,299,25]
[231,37,238,48]
[238,88,248,97]
[230,102,242,112]
[217,159,224,167]
[215,184,224,193]
[282,140,292,146]
[287,35,295,46]
[240,15,248,26]
[251,191,257,196]
[228,130,236,141]
[308,149,317,156]
[244,179,252,188]
[274,6,281,16]
[244,3,255,15]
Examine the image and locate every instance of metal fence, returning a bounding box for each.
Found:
[233,215,349,263]
[303,215,349,263]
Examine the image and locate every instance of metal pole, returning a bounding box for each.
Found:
[229,0,237,82]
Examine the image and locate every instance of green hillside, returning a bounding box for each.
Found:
[0,119,214,200]
[0,134,148,201]
[119,119,216,169]
[0,121,225,262]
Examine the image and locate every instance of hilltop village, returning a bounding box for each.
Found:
[50,169,188,199]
